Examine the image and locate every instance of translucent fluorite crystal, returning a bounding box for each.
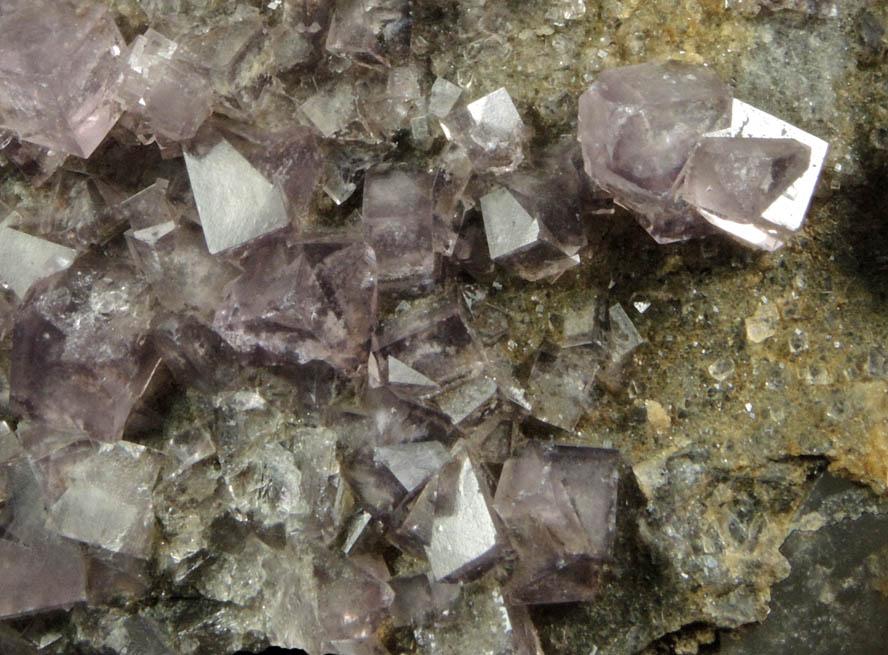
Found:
[45,441,162,558]
[184,138,289,254]
[213,237,377,370]
[680,137,811,224]
[362,166,436,289]
[442,88,527,174]
[412,448,501,581]
[326,0,410,65]
[0,214,76,299]
[578,61,731,242]
[0,1,124,157]
[117,30,213,142]
[10,253,161,441]
[494,442,619,604]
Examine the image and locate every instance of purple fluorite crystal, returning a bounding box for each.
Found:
[578,60,731,242]
[362,166,436,290]
[494,442,619,604]
[10,253,161,441]
[117,30,213,142]
[213,236,377,370]
[0,1,124,158]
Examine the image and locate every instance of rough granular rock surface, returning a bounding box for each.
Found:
[1,1,887,655]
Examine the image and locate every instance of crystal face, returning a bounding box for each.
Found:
[0,214,77,299]
[442,87,527,174]
[494,442,619,604]
[117,29,213,142]
[0,1,124,157]
[184,138,290,254]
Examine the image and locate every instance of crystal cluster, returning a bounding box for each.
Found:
[0,3,831,654]
[578,60,828,250]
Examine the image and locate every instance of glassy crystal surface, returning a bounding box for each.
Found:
[362,167,436,289]
[429,77,462,119]
[421,449,501,581]
[45,441,162,558]
[213,237,377,370]
[480,170,584,281]
[301,82,357,138]
[117,29,213,142]
[0,214,77,299]
[494,442,619,604]
[326,0,410,65]
[691,98,829,250]
[10,253,160,441]
[0,1,124,157]
[442,88,527,174]
[374,441,449,493]
[184,137,289,254]
[0,132,67,187]
[681,137,811,225]
[578,61,731,242]
[525,346,601,431]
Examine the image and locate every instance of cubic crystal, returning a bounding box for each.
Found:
[362,167,436,289]
[0,1,124,157]
[442,88,527,174]
[422,449,501,581]
[494,442,619,603]
[117,29,213,142]
[578,61,731,242]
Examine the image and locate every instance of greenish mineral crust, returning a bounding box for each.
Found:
[1,1,888,654]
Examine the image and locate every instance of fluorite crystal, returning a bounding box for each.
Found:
[117,30,213,142]
[362,166,436,289]
[0,214,77,299]
[325,0,410,65]
[494,442,619,604]
[213,236,377,370]
[442,88,527,174]
[10,253,161,441]
[0,1,124,157]
[579,62,826,249]
[578,60,732,242]
[184,138,290,254]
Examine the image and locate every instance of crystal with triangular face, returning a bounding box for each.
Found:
[578,61,731,242]
[442,88,527,174]
[680,137,811,225]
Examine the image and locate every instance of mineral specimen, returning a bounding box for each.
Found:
[0,214,77,299]
[494,442,619,604]
[0,1,124,157]
[578,60,731,243]
[579,61,827,249]
[442,87,527,174]
[116,29,213,142]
